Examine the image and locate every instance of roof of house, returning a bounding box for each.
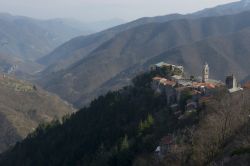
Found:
[171,75,183,80]
[161,135,173,145]
[229,87,243,93]
[243,82,250,89]
[152,77,163,81]
[155,62,183,69]
[192,82,216,89]
[155,62,171,67]
[190,90,202,95]
[160,79,176,86]
[177,80,193,86]
[153,77,176,86]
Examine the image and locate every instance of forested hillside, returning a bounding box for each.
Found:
[1,72,250,165]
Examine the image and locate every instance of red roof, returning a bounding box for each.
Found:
[192,82,216,89]
[153,77,176,86]
[243,82,250,89]
[190,90,202,95]
[160,79,176,86]
[152,77,163,81]
[161,135,173,145]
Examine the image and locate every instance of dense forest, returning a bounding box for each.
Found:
[0,71,250,166]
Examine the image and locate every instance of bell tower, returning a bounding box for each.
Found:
[202,63,209,83]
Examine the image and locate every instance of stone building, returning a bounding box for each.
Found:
[151,62,184,77]
[202,63,209,83]
[225,75,242,93]
[152,77,178,105]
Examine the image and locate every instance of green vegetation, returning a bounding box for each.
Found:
[0,72,198,166]
[1,72,250,166]
[157,66,183,77]
[231,147,250,156]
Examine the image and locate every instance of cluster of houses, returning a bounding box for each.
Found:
[151,62,244,112]
[151,62,224,113]
[151,61,244,158]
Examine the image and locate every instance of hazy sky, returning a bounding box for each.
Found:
[0,0,239,22]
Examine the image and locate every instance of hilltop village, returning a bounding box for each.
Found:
[151,62,243,114]
[150,62,245,158]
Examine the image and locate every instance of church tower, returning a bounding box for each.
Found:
[202,63,209,83]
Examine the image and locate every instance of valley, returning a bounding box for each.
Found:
[1,69,250,165]
[36,10,250,108]
[0,0,250,165]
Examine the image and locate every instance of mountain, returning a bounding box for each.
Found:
[0,13,91,62]
[36,13,186,70]
[193,0,250,17]
[143,28,250,80]
[37,11,250,107]
[0,53,44,79]
[93,18,250,107]
[37,0,250,71]
[1,72,250,165]
[0,76,74,153]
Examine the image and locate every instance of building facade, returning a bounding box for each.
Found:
[202,63,209,83]
[225,75,242,93]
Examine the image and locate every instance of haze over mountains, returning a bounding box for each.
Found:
[0,0,250,148]
[0,13,90,59]
[34,0,250,107]
[0,13,125,76]
[1,0,250,165]
[0,9,124,155]
[38,0,250,70]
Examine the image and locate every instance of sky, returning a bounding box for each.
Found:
[0,0,239,22]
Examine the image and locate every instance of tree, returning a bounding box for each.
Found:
[138,114,154,136]
[191,91,250,165]
[120,135,129,151]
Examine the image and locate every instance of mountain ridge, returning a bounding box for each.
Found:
[37,0,250,71]
[37,11,250,107]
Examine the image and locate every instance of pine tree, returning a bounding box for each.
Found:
[120,135,129,151]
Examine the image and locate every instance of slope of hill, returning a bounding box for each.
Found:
[0,53,43,77]
[37,11,250,107]
[0,76,74,153]
[1,72,250,166]
[0,13,90,61]
[87,24,250,107]
[193,0,250,17]
[147,29,250,79]
[37,0,250,72]
[36,13,185,69]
